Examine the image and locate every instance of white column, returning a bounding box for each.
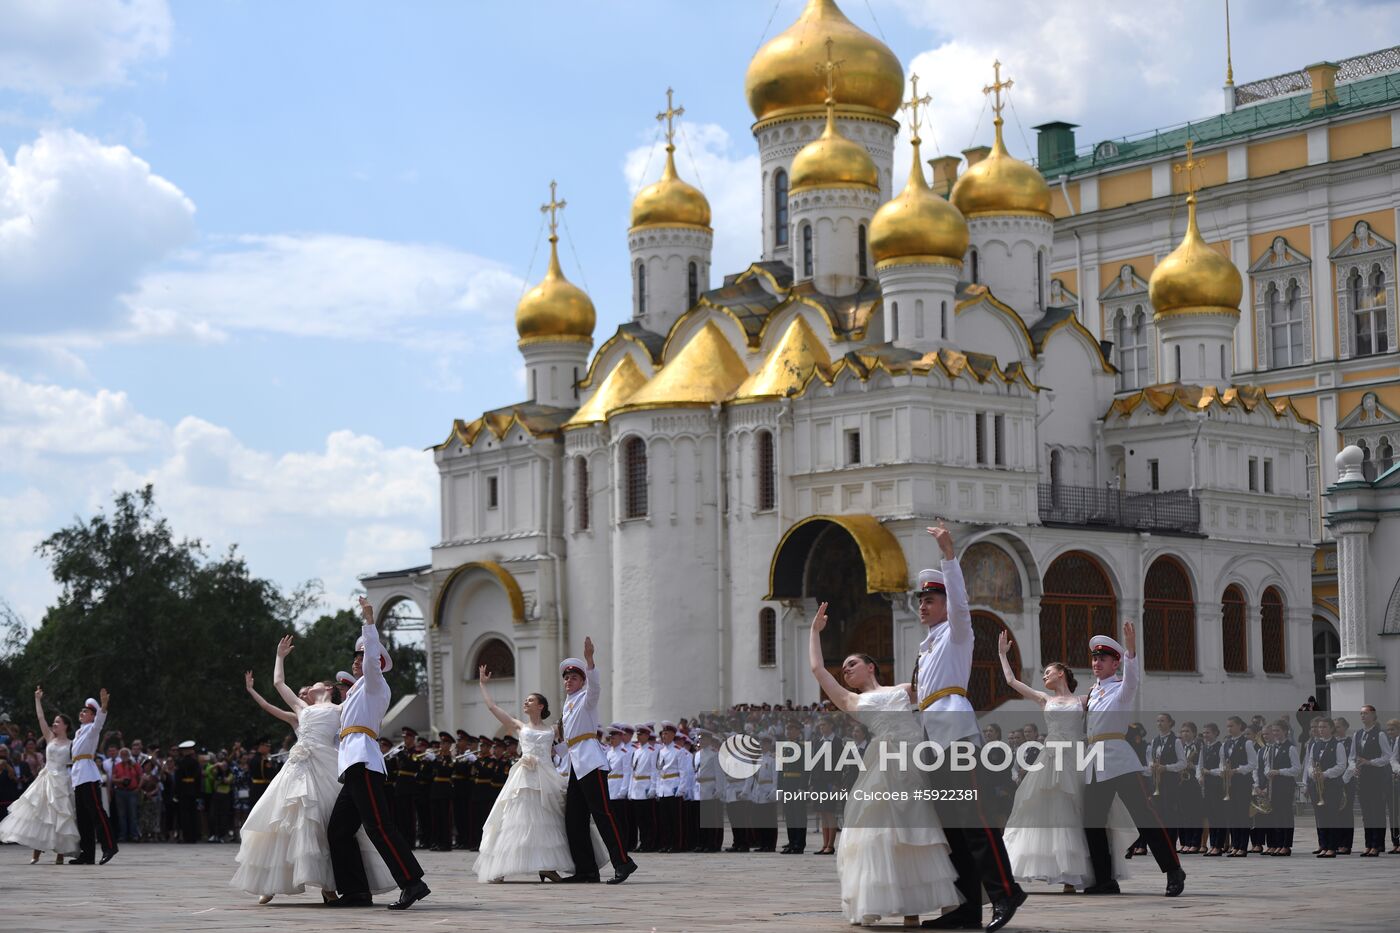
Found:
[1332,517,1380,669]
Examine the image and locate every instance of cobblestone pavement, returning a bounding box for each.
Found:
[4,834,1395,933]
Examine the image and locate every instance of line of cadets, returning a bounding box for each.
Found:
[378,727,510,853]
[1130,707,1400,859]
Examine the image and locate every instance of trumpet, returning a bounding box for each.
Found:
[1223,762,1235,801]
[1182,743,1199,783]
[1312,764,1326,809]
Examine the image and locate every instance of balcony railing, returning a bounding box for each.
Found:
[1038,483,1200,534]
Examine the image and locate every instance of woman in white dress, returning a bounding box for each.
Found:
[473,665,607,883]
[996,632,1130,891]
[231,636,394,904]
[808,602,962,928]
[0,687,79,863]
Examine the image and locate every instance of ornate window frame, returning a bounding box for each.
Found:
[1098,264,1156,391]
[1338,391,1400,482]
[1247,235,1312,369]
[1330,220,1397,360]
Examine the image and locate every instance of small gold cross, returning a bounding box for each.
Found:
[813,36,844,102]
[657,87,685,147]
[901,73,932,138]
[1173,138,1205,198]
[983,59,1014,120]
[540,180,566,238]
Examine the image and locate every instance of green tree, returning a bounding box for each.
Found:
[0,486,424,748]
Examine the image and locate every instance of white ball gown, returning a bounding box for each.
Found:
[230,703,394,896]
[474,725,607,882]
[1002,696,1132,886]
[836,688,963,925]
[0,738,79,855]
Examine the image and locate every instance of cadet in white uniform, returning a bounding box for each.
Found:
[655,722,683,852]
[325,597,429,910]
[605,724,634,856]
[748,736,778,852]
[913,524,1024,933]
[1082,625,1185,897]
[557,638,637,884]
[69,690,117,864]
[628,723,658,852]
[692,729,724,852]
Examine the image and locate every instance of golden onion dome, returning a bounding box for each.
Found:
[630,145,711,231]
[515,236,596,343]
[949,118,1052,218]
[745,0,903,123]
[869,134,968,267]
[1148,194,1242,317]
[789,100,880,193]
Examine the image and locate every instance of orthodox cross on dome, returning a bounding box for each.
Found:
[1173,138,1205,202]
[901,73,931,141]
[814,36,845,104]
[657,87,685,147]
[540,179,566,239]
[983,59,1013,122]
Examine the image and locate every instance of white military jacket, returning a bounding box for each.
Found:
[629,741,658,800]
[337,623,392,777]
[656,741,683,797]
[606,742,633,800]
[915,558,979,748]
[69,707,106,786]
[560,666,609,778]
[1083,651,1142,783]
[693,747,722,801]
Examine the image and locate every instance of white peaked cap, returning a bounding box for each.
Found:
[559,657,586,676]
[84,697,100,711]
[1088,634,1124,658]
[915,569,946,594]
[354,634,393,672]
[336,670,356,685]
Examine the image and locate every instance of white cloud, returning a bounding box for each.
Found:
[624,121,761,279]
[0,0,172,101]
[0,369,437,627]
[122,232,526,352]
[0,128,196,332]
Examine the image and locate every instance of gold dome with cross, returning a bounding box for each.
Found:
[1148,140,1243,318]
[515,181,597,344]
[949,61,1052,219]
[630,88,712,231]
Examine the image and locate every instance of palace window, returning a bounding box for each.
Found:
[774,170,789,246]
[574,456,590,532]
[1115,306,1150,391]
[802,224,813,278]
[1148,459,1160,491]
[844,428,862,466]
[623,436,648,519]
[1261,587,1286,674]
[758,608,777,667]
[1036,250,1046,312]
[969,248,979,284]
[1249,236,1312,370]
[857,224,868,277]
[1221,584,1248,674]
[688,261,699,307]
[1039,551,1116,667]
[635,260,647,317]
[1331,221,1396,360]
[1143,555,1196,672]
[1265,279,1306,367]
[889,300,899,341]
[486,475,499,510]
[975,413,987,466]
[756,429,776,511]
[940,301,948,339]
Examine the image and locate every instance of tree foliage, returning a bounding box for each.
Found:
[0,487,424,748]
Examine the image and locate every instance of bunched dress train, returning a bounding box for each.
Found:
[230,704,395,896]
[0,739,79,856]
[473,725,607,882]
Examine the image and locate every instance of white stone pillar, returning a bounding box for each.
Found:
[1324,446,1387,709]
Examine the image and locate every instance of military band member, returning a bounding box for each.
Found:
[1197,723,1227,855]
[692,729,724,853]
[248,736,278,809]
[468,737,495,851]
[70,690,118,864]
[1148,714,1185,847]
[452,732,476,849]
[1350,706,1392,856]
[412,735,434,848]
[1307,716,1347,858]
[777,719,808,854]
[1080,625,1184,898]
[629,723,659,852]
[428,733,455,852]
[1174,722,1203,853]
[378,737,396,820]
[174,740,201,844]
[1218,716,1256,856]
[605,724,634,853]
[1257,719,1300,855]
[391,728,420,847]
[1333,717,1356,854]
[1386,718,1400,854]
[912,523,1027,932]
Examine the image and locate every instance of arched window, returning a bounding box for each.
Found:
[1049,449,1063,505]
[1378,437,1395,475]
[1351,265,1389,356]
[756,429,776,511]
[1039,551,1116,667]
[1261,586,1285,674]
[1174,345,1182,381]
[969,248,980,283]
[635,260,647,317]
[1357,439,1375,482]
[857,224,868,277]
[1221,584,1247,673]
[1143,555,1195,672]
[473,638,515,679]
[915,298,925,339]
[1312,617,1340,710]
[774,170,789,246]
[1115,308,1149,390]
[1036,250,1046,311]
[889,300,899,341]
[758,607,777,667]
[623,436,648,519]
[970,612,1020,710]
[940,301,948,339]
[801,224,813,278]
[1268,279,1305,366]
[574,455,590,532]
[688,260,699,307]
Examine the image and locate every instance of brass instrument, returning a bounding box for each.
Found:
[1222,762,1234,801]
[1182,742,1199,784]
[1152,743,1163,797]
[1312,763,1326,809]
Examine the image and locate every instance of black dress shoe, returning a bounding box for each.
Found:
[1165,868,1185,897]
[99,849,118,865]
[1082,880,1121,895]
[921,907,982,929]
[606,858,638,885]
[387,880,430,910]
[987,888,1027,933]
[324,893,374,908]
[557,872,601,883]
[67,857,95,865]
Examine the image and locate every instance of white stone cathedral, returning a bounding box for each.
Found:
[366,0,1334,735]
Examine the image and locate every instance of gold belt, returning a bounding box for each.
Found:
[662,772,680,779]
[395,770,415,777]
[340,726,378,740]
[72,754,95,762]
[1089,732,1126,744]
[434,777,451,783]
[608,773,624,779]
[782,771,802,778]
[251,778,269,784]
[633,775,651,780]
[918,686,968,710]
[566,733,594,747]
[180,778,196,783]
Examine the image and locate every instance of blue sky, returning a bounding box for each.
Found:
[2,0,1394,628]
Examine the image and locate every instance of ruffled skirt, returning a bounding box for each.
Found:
[474,757,607,882]
[0,767,79,855]
[230,742,395,896]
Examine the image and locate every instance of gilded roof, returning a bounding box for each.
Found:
[564,355,647,429]
[434,403,574,450]
[612,321,750,414]
[1105,383,1314,425]
[732,315,833,402]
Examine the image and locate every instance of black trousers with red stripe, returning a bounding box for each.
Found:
[328,764,423,896]
[75,780,117,860]
[566,766,629,876]
[931,760,1020,906]
[1085,771,1180,884]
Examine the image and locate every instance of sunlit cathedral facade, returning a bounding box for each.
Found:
[366,1,1400,735]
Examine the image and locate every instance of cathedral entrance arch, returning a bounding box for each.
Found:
[768,515,908,689]
[433,561,528,733]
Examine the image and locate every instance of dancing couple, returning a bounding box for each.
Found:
[0,686,81,863]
